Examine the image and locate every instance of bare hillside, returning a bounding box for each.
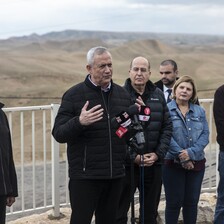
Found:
[0,30,224,108]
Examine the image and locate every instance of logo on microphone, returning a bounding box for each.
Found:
[116,126,128,138]
[115,111,131,128]
[138,106,151,122]
[144,107,150,115]
[112,111,133,138]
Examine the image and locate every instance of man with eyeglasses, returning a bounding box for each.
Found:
[154,59,179,103]
[116,56,172,224]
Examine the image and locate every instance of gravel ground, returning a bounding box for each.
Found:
[6,148,217,223]
[6,161,68,223]
[7,207,72,224]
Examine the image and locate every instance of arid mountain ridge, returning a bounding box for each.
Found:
[1,29,224,48]
[0,29,224,107]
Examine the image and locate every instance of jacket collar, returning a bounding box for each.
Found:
[168,100,194,113]
[84,74,113,92]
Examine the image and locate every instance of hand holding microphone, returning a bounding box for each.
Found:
[136,96,145,106]
[135,97,151,123]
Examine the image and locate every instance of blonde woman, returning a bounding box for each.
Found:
[162,75,209,224]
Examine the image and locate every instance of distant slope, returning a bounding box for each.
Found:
[1,29,224,50]
[0,30,224,107]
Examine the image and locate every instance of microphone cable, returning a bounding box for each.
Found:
[139,154,145,224]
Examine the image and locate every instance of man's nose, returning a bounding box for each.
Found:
[105,65,111,72]
[137,70,142,75]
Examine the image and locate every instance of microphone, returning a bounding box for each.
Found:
[126,105,147,154]
[112,105,147,154]
[127,104,139,116]
[111,105,139,138]
[138,106,151,122]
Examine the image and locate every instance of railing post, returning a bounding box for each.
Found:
[51,104,60,217]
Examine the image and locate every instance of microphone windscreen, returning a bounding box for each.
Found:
[127,105,139,116]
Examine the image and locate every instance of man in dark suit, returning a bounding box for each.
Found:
[154,59,178,103]
[155,59,199,105]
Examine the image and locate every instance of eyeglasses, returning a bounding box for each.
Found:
[132,67,148,73]
[160,71,172,75]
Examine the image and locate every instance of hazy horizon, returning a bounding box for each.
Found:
[1,0,224,39]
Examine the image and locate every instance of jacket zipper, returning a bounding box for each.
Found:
[83,146,87,172]
[101,90,113,178]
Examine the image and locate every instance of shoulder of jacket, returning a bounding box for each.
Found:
[192,104,206,113]
[154,80,163,89]
[216,85,224,95]
[0,102,4,109]
[112,82,124,90]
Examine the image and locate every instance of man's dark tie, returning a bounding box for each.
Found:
[167,89,172,103]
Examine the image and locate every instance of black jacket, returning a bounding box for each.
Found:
[154,79,164,92]
[213,84,224,151]
[124,79,172,163]
[52,75,132,179]
[0,102,18,197]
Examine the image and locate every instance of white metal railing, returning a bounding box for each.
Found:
[199,99,218,192]
[4,99,217,221]
[5,104,66,222]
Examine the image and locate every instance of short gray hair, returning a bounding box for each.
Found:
[87,46,111,66]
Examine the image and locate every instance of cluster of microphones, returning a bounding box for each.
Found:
[112,105,151,155]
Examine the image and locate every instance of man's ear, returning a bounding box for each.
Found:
[86,64,91,72]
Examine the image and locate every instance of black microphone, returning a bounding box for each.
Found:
[112,105,146,154]
[127,104,151,123]
[111,105,140,138]
[127,104,139,116]
[126,105,146,154]
[111,108,133,138]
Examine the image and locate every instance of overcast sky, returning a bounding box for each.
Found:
[0,0,224,39]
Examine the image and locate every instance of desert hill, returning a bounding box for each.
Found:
[0,30,224,108]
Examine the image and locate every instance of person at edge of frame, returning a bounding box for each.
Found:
[0,102,18,224]
[116,56,172,224]
[213,84,224,224]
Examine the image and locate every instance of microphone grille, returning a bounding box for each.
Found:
[128,105,139,115]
